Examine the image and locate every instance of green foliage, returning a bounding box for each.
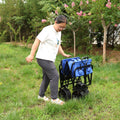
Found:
[0,0,120,53]
[7,22,22,43]
[89,0,120,25]
[38,0,57,12]
[0,30,7,42]
[25,35,33,47]
[0,0,46,42]
[11,16,25,25]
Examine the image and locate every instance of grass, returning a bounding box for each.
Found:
[0,43,120,120]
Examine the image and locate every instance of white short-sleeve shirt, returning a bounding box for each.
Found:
[36,25,61,62]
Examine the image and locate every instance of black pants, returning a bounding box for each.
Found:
[37,58,59,99]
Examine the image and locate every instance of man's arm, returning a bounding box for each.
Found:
[26,38,40,63]
[58,45,71,57]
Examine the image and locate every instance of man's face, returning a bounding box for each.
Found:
[56,22,66,32]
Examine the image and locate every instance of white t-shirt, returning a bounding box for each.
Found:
[36,25,61,62]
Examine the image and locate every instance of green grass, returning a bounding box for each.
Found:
[0,43,120,120]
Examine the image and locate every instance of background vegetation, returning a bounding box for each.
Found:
[0,0,119,51]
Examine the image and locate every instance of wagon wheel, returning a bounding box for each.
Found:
[80,83,89,95]
[58,87,71,100]
[84,89,89,95]
[76,83,89,93]
[72,83,89,99]
[72,90,83,99]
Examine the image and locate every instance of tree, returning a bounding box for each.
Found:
[88,0,120,63]
[0,0,25,42]
[62,1,92,56]
[61,0,120,63]
[0,0,47,42]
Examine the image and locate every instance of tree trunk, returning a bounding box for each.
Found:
[19,31,21,42]
[10,31,13,42]
[73,30,76,57]
[101,19,107,64]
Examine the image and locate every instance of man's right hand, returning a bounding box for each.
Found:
[26,55,34,63]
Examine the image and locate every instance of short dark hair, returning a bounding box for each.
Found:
[54,15,67,24]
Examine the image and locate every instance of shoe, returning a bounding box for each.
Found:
[38,96,50,101]
[51,98,65,105]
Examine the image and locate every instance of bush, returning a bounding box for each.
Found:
[0,30,7,43]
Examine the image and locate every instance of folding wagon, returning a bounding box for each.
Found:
[58,57,93,100]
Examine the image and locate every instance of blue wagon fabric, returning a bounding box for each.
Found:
[60,57,80,76]
[61,57,93,77]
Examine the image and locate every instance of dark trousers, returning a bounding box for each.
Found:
[37,58,59,99]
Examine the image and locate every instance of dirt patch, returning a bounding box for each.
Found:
[107,50,120,63]
[90,47,120,63]
[1,67,10,70]
[5,42,33,48]
[67,46,120,63]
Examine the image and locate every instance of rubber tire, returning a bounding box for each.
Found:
[72,83,89,99]
[58,87,71,100]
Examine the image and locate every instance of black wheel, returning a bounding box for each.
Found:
[84,89,89,95]
[76,83,88,91]
[58,87,71,100]
[81,83,89,96]
[72,83,89,99]
[72,90,83,99]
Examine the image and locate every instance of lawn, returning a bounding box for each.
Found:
[0,43,120,120]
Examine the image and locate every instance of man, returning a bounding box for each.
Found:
[26,15,71,105]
